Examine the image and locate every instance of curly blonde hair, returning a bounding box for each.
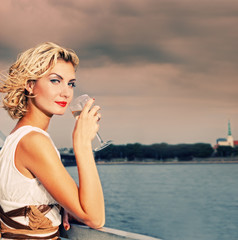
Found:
[0,42,79,119]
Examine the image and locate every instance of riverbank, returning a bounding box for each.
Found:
[96,157,238,165]
[61,153,238,166]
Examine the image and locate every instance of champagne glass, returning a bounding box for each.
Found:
[70,94,112,152]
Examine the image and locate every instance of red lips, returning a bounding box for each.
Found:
[55,101,67,107]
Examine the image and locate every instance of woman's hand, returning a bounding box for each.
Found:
[72,98,101,149]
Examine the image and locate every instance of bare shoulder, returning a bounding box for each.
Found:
[17,130,60,165]
[19,130,51,146]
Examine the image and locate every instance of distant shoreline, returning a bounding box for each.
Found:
[96,160,238,165]
[62,156,238,167]
[95,157,238,165]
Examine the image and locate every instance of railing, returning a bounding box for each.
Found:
[60,224,162,240]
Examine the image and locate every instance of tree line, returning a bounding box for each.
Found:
[96,143,238,161]
[59,142,238,164]
[94,142,214,161]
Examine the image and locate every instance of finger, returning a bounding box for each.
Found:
[95,113,101,122]
[89,105,101,117]
[63,211,70,231]
[81,98,95,116]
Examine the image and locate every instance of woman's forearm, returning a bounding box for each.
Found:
[74,144,105,228]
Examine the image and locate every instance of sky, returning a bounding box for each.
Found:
[0,0,238,148]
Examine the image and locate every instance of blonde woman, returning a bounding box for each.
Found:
[0,42,105,239]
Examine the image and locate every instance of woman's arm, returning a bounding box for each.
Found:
[15,99,105,229]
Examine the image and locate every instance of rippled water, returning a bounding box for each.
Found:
[66,163,238,240]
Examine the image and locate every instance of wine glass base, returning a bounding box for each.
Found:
[93,140,113,152]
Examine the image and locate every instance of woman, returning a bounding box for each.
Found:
[0,42,105,239]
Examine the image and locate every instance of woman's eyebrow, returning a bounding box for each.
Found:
[49,73,76,81]
[49,73,63,79]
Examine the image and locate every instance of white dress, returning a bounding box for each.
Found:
[0,125,61,237]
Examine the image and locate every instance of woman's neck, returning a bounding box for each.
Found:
[12,111,51,133]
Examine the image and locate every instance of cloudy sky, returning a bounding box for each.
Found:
[0,0,238,148]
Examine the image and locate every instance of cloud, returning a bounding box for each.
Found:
[1,0,238,68]
[0,0,238,146]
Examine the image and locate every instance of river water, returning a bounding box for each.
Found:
[66,163,238,240]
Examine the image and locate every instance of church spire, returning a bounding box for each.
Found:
[228,120,232,136]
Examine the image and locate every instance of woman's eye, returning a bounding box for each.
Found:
[68,82,76,88]
[50,79,60,84]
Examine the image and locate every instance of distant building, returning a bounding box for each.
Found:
[215,120,238,148]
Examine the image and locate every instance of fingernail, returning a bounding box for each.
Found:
[64,225,70,231]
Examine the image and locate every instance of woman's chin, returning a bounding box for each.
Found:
[54,112,66,116]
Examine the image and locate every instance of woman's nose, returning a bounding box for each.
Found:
[60,84,71,98]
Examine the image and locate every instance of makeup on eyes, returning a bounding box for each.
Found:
[49,73,76,87]
[68,80,76,88]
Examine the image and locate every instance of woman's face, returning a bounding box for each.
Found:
[30,60,76,117]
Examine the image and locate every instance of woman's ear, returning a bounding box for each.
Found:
[25,80,36,95]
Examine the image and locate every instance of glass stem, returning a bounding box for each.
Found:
[96,133,104,144]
